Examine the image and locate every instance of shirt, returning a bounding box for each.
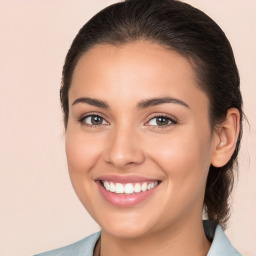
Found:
[35,220,242,256]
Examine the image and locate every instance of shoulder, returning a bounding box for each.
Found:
[204,221,242,256]
[34,232,100,256]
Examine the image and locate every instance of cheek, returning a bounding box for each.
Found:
[65,131,102,175]
[149,128,212,199]
[65,129,106,215]
[65,129,105,205]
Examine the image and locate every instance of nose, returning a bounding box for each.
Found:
[103,125,145,170]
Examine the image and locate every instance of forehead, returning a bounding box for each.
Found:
[70,40,209,110]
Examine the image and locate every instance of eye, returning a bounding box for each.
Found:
[79,114,108,127]
[147,115,177,128]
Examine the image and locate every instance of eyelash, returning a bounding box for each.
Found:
[78,112,178,129]
[146,114,178,128]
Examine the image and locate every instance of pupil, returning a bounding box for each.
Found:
[156,117,168,126]
[92,116,102,125]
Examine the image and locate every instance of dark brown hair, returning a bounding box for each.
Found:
[60,0,243,229]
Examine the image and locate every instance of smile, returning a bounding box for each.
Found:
[96,176,161,207]
[101,181,159,194]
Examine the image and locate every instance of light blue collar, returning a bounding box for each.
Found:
[206,223,242,255]
[35,220,242,256]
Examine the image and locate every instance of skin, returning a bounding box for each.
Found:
[65,40,240,256]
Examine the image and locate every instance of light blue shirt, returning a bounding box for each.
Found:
[35,221,242,256]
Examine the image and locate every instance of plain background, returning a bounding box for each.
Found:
[0,0,255,255]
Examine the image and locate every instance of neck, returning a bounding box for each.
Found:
[98,218,211,256]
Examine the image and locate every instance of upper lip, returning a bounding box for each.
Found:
[95,174,160,183]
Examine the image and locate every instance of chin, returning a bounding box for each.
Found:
[101,222,152,239]
[93,209,162,239]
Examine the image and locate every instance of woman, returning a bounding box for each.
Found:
[36,0,243,255]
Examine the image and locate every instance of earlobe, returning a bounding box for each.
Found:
[211,108,240,167]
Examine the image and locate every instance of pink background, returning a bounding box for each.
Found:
[0,1,255,255]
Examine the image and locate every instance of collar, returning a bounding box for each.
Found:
[203,220,242,255]
[90,221,242,256]
[37,220,242,256]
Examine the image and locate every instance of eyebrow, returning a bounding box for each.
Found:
[72,96,190,109]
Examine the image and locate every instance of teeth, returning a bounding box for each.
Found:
[102,181,158,194]
[141,183,147,192]
[109,182,115,192]
[115,183,124,194]
[124,183,133,194]
[104,181,110,191]
[134,183,142,193]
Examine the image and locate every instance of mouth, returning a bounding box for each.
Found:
[100,180,159,194]
[96,176,161,207]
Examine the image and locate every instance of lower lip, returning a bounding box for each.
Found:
[96,181,159,207]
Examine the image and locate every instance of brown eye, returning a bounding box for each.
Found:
[156,117,170,126]
[91,115,103,125]
[80,115,108,126]
[147,115,177,128]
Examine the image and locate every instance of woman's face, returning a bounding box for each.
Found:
[66,40,218,238]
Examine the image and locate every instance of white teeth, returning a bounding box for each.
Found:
[141,182,147,192]
[115,183,124,194]
[134,183,142,193]
[102,180,159,194]
[104,181,110,191]
[109,182,116,192]
[124,183,133,194]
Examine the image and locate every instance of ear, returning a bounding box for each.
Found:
[211,108,240,167]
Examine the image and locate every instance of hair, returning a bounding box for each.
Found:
[60,0,243,229]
